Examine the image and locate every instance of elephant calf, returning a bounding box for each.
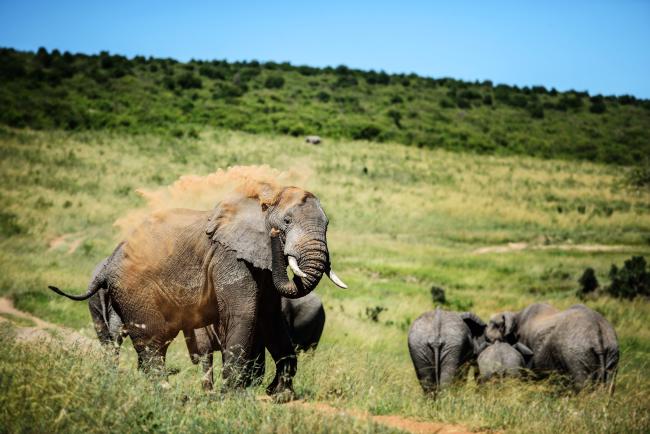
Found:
[408,308,486,394]
[476,341,532,382]
[185,292,326,390]
[486,303,619,390]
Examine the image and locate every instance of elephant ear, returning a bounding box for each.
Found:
[460,312,487,338]
[205,196,271,270]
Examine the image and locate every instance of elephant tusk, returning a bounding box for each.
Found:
[327,269,348,289]
[288,256,307,278]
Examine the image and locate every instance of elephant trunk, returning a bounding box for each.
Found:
[271,231,327,299]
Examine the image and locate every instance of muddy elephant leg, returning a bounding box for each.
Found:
[132,327,175,378]
[261,302,297,402]
[135,341,171,376]
[201,352,214,391]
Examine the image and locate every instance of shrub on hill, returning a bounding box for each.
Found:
[264,75,285,89]
[607,256,650,299]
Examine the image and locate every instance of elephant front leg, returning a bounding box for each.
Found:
[261,308,297,403]
[220,319,259,391]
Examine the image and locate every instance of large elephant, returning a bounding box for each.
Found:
[186,292,325,390]
[407,308,486,394]
[485,303,619,390]
[476,341,533,382]
[49,186,347,399]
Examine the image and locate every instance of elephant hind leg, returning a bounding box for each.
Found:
[408,346,436,395]
[132,329,176,378]
[201,353,215,391]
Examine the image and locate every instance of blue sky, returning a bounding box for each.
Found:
[1,1,649,98]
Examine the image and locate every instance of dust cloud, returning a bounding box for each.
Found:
[114,165,309,238]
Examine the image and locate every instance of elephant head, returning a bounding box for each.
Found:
[206,186,347,298]
[486,311,517,343]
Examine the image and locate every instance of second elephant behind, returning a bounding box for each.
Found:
[185,292,326,390]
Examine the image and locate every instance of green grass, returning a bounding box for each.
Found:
[0,127,649,433]
[2,47,650,165]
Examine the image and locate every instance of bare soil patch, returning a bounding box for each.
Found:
[473,242,629,255]
[258,397,486,434]
[48,233,85,254]
[0,297,96,350]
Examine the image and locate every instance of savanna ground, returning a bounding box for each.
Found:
[0,126,649,433]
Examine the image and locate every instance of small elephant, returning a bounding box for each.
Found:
[486,303,619,390]
[185,292,326,390]
[408,308,486,394]
[476,341,533,382]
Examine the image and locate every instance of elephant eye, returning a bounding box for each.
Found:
[284,216,292,225]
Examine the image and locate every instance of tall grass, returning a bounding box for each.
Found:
[0,127,649,432]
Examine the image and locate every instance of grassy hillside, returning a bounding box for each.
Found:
[1,126,649,433]
[2,47,650,165]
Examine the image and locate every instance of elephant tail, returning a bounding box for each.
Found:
[48,270,106,301]
[596,351,606,384]
[428,341,443,391]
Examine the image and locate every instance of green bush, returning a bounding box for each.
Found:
[387,110,402,128]
[589,95,607,114]
[264,75,285,89]
[607,256,650,299]
[626,161,650,189]
[528,104,544,119]
[352,124,381,141]
[316,91,330,102]
[365,306,387,322]
[213,82,246,98]
[0,212,23,237]
[577,267,599,298]
[177,72,202,89]
[430,286,446,304]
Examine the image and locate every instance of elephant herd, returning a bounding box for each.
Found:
[48,185,620,400]
[408,304,619,394]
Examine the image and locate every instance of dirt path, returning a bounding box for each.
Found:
[0,297,96,350]
[1,297,484,434]
[48,232,84,254]
[282,399,482,434]
[473,242,630,255]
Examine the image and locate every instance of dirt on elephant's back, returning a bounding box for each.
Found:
[260,397,488,434]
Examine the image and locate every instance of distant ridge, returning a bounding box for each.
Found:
[1,47,649,165]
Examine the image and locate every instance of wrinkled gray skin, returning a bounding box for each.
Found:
[476,341,533,382]
[407,308,486,394]
[88,260,123,358]
[49,187,346,400]
[486,303,619,390]
[185,292,326,390]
